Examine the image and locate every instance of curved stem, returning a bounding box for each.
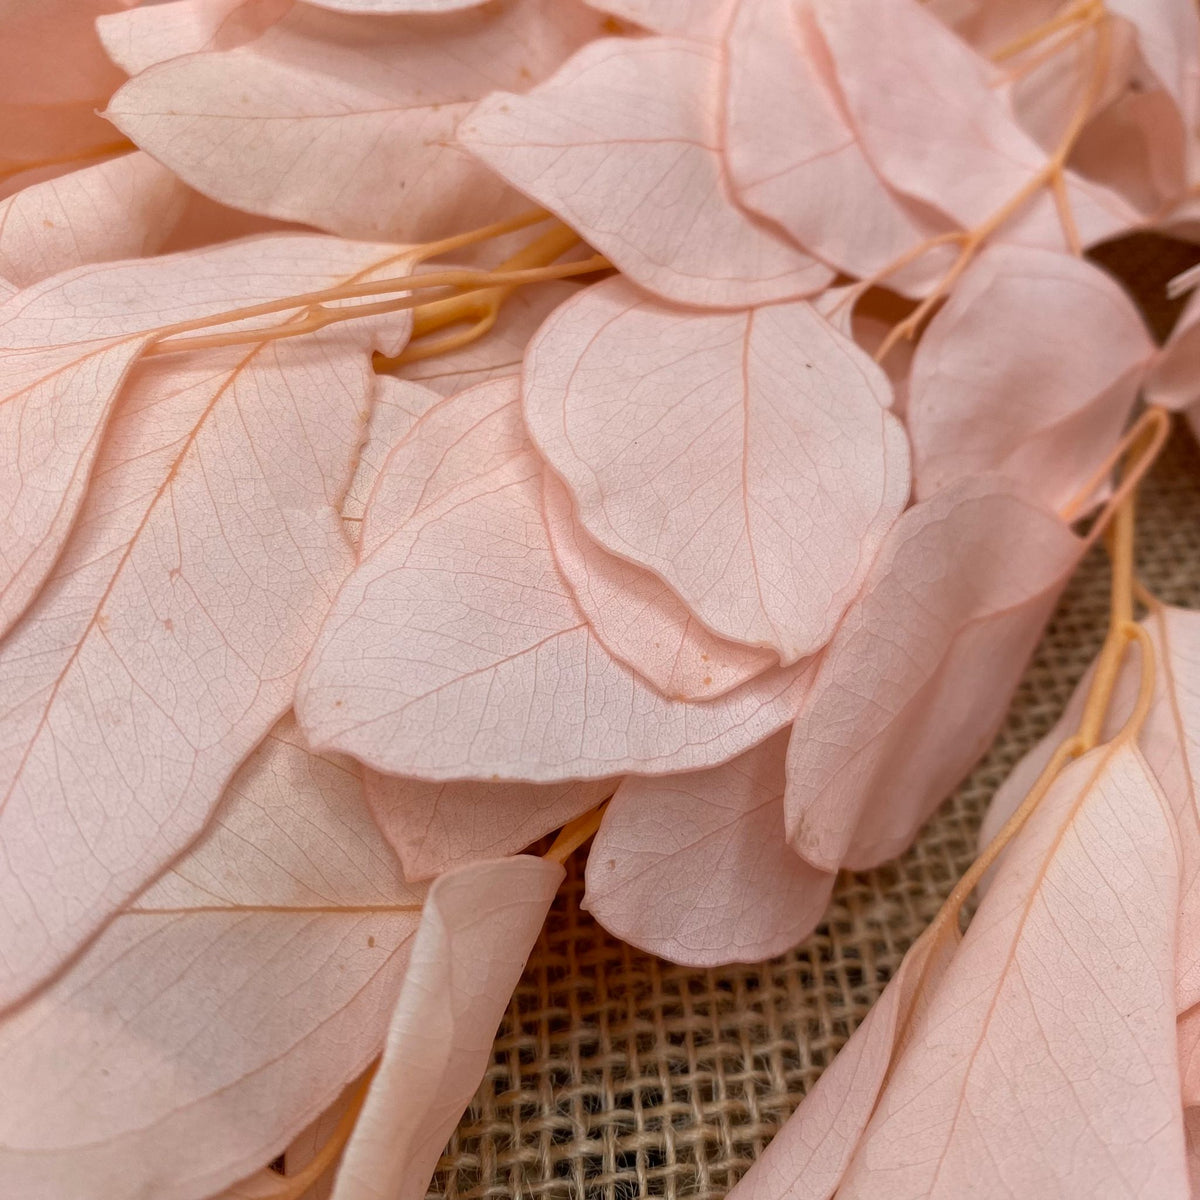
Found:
[990,0,1100,63]
[1058,407,1170,524]
[147,256,609,356]
[545,804,609,865]
[377,221,585,369]
[873,10,1111,362]
[258,1064,378,1200]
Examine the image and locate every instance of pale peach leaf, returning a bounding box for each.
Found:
[981,606,1200,1014]
[297,377,816,780]
[522,277,909,661]
[584,731,835,966]
[342,376,442,544]
[0,717,425,1200]
[459,37,834,306]
[724,0,954,293]
[105,0,610,241]
[331,856,562,1200]
[95,0,291,75]
[835,746,1187,1198]
[787,476,1082,872]
[810,0,1141,249]
[906,243,1154,511]
[735,744,1189,1198]
[0,236,416,1010]
[365,770,612,880]
[0,234,408,644]
[542,471,777,702]
[0,152,190,287]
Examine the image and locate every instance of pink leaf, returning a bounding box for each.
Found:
[0,234,409,651]
[1141,608,1200,1013]
[981,606,1200,1016]
[365,770,612,880]
[523,277,908,661]
[583,730,835,966]
[330,856,561,1200]
[737,742,1190,1198]
[297,377,816,780]
[0,717,425,1200]
[724,0,954,293]
[342,376,443,544]
[1147,288,1200,410]
[786,476,1082,873]
[353,374,534,560]
[729,929,954,1200]
[0,236,397,642]
[1066,86,1190,219]
[0,152,190,287]
[830,746,1187,1198]
[0,236,416,1010]
[459,36,834,306]
[1107,0,1200,132]
[105,0,609,241]
[542,471,777,701]
[96,0,292,76]
[906,244,1154,511]
[0,336,145,639]
[810,0,1140,249]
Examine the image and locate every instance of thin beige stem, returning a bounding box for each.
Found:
[545,805,608,865]
[389,308,500,366]
[377,222,585,369]
[1058,407,1170,524]
[257,1064,377,1200]
[1001,18,1093,84]
[147,256,609,356]
[990,0,1099,63]
[1076,497,1135,750]
[144,214,555,346]
[874,11,1111,362]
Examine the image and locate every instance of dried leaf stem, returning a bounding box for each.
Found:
[937,408,1167,936]
[378,220,586,368]
[255,795,608,1194]
[989,0,1102,64]
[872,5,1111,361]
[255,1065,378,1200]
[146,255,609,356]
[545,803,609,866]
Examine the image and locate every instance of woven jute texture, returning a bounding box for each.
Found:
[429,236,1200,1200]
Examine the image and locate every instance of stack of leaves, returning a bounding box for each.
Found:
[0,0,1198,1196]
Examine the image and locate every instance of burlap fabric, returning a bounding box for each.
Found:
[429,235,1200,1200]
